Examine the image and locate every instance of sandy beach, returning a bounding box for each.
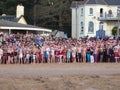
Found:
[0,63,120,90]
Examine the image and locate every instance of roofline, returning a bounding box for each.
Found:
[0,26,52,32]
[71,4,120,8]
[102,0,108,5]
[71,0,120,8]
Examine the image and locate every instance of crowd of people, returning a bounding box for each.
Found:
[0,32,120,64]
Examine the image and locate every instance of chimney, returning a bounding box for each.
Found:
[16,3,24,18]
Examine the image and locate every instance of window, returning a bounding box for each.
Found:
[88,21,94,33]
[99,22,103,30]
[100,8,103,17]
[119,29,120,35]
[108,9,113,17]
[89,8,93,15]
[81,8,83,16]
[81,22,84,33]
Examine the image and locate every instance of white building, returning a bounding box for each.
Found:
[71,0,120,39]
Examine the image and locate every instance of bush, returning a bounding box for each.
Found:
[112,27,118,36]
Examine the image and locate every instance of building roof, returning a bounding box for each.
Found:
[0,15,26,22]
[105,0,120,5]
[0,15,16,22]
[85,0,107,5]
[71,0,120,8]
[0,20,52,32]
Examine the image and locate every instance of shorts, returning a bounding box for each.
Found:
[115,52,119,58]
[26,54,30,59]
[19,54,23,59]
[32,55,36,60]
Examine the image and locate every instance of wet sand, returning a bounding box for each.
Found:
[0,63,120,90]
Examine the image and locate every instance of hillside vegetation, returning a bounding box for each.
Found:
[0,0,80,36]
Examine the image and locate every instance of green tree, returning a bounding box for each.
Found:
[34,0,72,36]
[112,27,118,36]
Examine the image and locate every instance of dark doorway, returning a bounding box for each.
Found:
[12,30,26,34]
[100,8,103,17]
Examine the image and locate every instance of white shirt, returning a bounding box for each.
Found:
[46,47,50,55]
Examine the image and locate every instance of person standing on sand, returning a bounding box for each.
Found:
[90,52,94,63]
[41,45,45,63]
[106,44,110,62]
[7,45,13,64]
[86,47,91,63]
[81,45,87,63]
[66,46,71,63]
[24,46,30,64]
[50,46,55,63]
[71,45,76,63]
[102,45,107,62]
[93,47,99,63]
[99,46,104,62]
[46,45,50,63]
[62,45,67,63]
[109,45,115,62]
[57,46,63,63]
[76,46,82,63]
[0,46,3,64]
[2,45,7,64]
[32,46,37,64]
[18,46,23,64]
[43,45,47,63]
[113,44,120,63]
[13,44,17,64]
